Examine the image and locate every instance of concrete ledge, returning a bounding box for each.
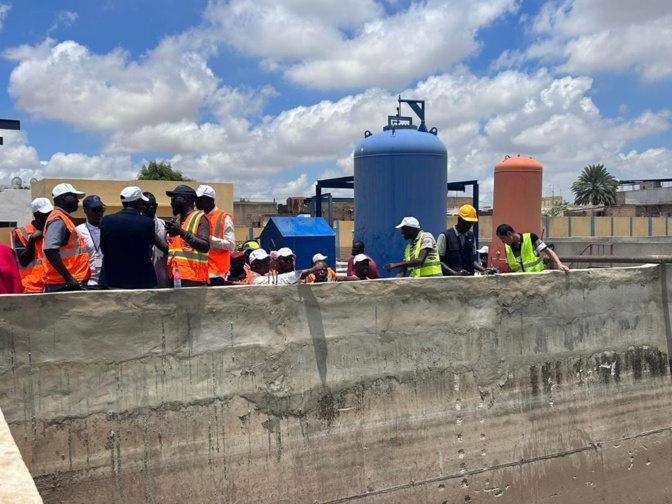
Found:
[0,407,42,504]
[1,266,672,502]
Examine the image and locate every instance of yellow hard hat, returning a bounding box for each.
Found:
[241,240,260,251]
[458,204,478,222]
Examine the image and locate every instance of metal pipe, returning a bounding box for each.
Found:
[558,256,672,264]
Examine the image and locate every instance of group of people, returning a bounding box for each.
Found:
[383,204,570,278]
[4,187,568,295]
[10,182,236,293]
[6,182,384,294]
[221,240,380,285]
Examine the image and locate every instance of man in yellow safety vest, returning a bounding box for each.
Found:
[495,223,569,274]
[384,217,442,278]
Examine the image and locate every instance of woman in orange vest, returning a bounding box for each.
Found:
[164,185,211,287]
[195,185,235,286]
[43,183,91,292]
[12,198,53,293]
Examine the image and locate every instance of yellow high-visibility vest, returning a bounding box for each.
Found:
[404,232,442,277]
[504,233,544,272]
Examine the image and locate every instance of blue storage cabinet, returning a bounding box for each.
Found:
[259,217,336,270]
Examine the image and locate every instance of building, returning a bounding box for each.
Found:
[31,179,234,223]
[0,186,32,245]
[616,179,672,217]
[233,199,279,227]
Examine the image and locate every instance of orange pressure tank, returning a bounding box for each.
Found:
[490,155,543,272]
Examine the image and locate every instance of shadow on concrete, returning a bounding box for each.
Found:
[297,285,328,386]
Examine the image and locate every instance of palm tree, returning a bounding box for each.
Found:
[571,164,619,206]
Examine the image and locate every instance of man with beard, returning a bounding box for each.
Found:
[164,185,211,287]
[13,198,53,293]
[43,183,91,292]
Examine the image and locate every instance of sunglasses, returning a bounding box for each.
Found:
[278,256,294,262]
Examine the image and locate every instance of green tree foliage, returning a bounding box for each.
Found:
[137,161,194,181]
[571,164,618,206]
[542,200,569,217]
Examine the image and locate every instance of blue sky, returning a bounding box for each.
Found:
[0,0,670,204]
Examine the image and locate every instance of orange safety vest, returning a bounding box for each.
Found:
[167,210,209,283]
[12,223,45,293]
[206,208,233,277]
[43,209,91,285]
[306,268,337,283]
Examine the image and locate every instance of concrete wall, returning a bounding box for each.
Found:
[624,186,672,206]
[233,201,278,228]
[1,266,672,503]
[230,215,672,260]
[0,187,32,227]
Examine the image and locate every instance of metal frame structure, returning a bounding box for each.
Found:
[314,175,480,246]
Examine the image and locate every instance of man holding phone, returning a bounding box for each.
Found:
[164,185,211,287]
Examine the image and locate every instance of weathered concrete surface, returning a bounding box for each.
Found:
[1,265,672,503]
[0,407,43,503]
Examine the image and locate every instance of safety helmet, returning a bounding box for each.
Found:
[457,204,478,222]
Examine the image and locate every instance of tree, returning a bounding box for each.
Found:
[571,164,618,206]
[137,161,194,181]
[542,200,569,217]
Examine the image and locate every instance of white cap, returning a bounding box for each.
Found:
[353,253,370,265]
[52,183,85,199]
[277,247,294,257]
[31,197,54,214]
[312,253,327,263]
[196,185,216,199]
[249,249,270,263]
[477,245,489,254]
[120,186,149,202]
[395,216,420,229]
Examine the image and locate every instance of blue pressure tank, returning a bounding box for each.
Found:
[354,98,447,277]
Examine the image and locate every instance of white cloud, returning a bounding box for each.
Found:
[206,0,519,89]
[0,3,10,32]
[0,131,42,182]
[4,38,219,131]
[8,68,661,202]
[41,152,136,180]
[209,84,278,122]
[48,10,78,35]
[506,0,672,81]
[0,131,135,185]
[615,148,672,178]
[1,0,670,204]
